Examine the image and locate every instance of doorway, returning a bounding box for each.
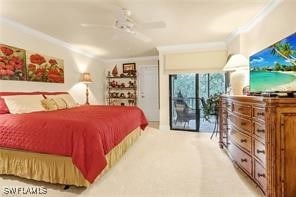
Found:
[169,74,200,131]
[138,65,159,122]
[169,72,226,132]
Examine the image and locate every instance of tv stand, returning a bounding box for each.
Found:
[219,95,296,196]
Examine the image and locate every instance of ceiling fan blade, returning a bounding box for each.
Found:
[80,23,113,28]
[136,21,166,29]
[133,30,152,42]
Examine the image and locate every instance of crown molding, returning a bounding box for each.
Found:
[0,0,282,59]
[157,42,226,54]
[103,55,159,63]
[225,0,283,45]
[0,16,101,59]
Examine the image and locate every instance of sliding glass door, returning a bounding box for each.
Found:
[169,74,200,131]
[199,73,226,132]
[169,72,227,132]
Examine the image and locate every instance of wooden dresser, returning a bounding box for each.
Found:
[219,95,296,197]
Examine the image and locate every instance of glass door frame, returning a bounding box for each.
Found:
[169,74,200,132]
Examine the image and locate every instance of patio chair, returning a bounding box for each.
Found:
[174,101,196,128]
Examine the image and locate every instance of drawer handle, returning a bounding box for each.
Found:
[241,122,247,126]
[257,129,265,133]
[241,158,248,163]
[257,173,266,178]
[238,107,244,111]
[240,139,247,143]
[257,112,265,116]
[223,136,227,139]
[257,149,265,154]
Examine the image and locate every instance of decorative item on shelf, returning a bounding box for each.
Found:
[129,70,137,77]
[110,100,120,105]
[110,92,119,98]
[111,80,116,87]
[80,72,93,105]
[120,83,125,88]
[128,99,135,105]
[123,63,136,73]
[127,92,131,98]
[119,93,126,98]
[121,102,125,106]
[120,73,126,77]
[128,81,134,88]
[107,71,111,77]
[112,64,118,77]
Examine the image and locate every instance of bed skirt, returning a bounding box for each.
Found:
[0,127,141,187]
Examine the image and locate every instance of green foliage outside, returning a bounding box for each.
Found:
[172,73,225,121]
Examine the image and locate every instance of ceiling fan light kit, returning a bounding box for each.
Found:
[81,7,165,42]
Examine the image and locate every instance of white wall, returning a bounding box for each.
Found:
[240,0,296,57]
[104,57,158,74]
[0,18,105,104]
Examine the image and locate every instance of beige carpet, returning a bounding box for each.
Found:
[0,127,263,197]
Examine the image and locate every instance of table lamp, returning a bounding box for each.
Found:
[80,72,93,105]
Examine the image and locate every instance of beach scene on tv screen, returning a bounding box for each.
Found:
[250,33,296,92]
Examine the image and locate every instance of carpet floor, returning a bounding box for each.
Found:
[0,127,263,197]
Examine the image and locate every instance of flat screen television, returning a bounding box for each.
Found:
[250,33,296,94]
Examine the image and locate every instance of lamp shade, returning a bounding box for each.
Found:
[223,54,249,71]
[80,72,93,83]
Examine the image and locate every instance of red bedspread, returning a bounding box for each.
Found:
[0,105,148,183]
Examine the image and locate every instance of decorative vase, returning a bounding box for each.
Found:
[112,65,118,77]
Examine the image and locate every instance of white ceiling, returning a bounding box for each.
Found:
[0,0,271,59]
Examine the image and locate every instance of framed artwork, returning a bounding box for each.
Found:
[0,44,26,81]
[26,52,64,83]
[123,63,136,73]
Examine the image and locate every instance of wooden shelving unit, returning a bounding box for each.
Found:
[106,75,137,106]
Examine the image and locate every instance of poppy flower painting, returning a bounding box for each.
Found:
[26,52,64,83]
[0,44,26,81]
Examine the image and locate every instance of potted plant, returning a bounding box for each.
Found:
[201,93,222,122]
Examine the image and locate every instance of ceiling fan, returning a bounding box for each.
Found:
[80,8,166,42]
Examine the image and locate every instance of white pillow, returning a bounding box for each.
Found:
[3,95,46,114]
[45,94,78,108]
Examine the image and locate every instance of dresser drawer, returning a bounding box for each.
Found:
[229,113,252,134]
[254,122,266,140]
[230,128,251,153]
[254,161,267,193]
[254,139,266,166]
[229,143,252,176]
[253,107,265,121]
[233,103,252,117]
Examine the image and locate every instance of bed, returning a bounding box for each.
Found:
[0,92,148,187]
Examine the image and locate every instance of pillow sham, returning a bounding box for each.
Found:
[41,98,58,111]
[45,93,78,108]
[2,95,45,114]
